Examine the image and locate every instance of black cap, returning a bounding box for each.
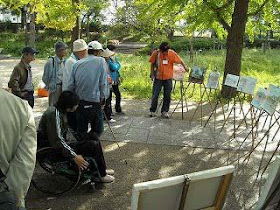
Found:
[22,47,39,55]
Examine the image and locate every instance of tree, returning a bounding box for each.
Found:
[0,0,85,47]
[82,0,108,39]
[111,0,179,44]
[141,0,280,98]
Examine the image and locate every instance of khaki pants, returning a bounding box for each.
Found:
[48,84,62,106]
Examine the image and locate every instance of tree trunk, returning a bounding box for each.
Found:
[29,13,36,48]
[221,0,249,98]
[86,14,90,39]
[71,16,80,50]
[21,7,27,30]
[167,28,174,41]
[189,36,194,64]
[71,0,80,49]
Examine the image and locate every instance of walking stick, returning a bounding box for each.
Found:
[102,109,128,165]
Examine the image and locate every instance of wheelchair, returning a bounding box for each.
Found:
[31,147,101,195]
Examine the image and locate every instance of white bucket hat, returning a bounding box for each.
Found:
[100,48,115,58]
[88,41,103,51]
[73,39,88,52]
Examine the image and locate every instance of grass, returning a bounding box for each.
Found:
[119,49,280,101]
[1,31,280,101]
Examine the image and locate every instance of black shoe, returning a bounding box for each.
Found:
[116,111,125,115]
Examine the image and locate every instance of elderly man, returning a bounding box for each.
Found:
[43,41,68,106]
[63,39,88,91]
[68,41,107,137]
[64,39,88,132]
[0,88,36,209]
[8,47,38,108]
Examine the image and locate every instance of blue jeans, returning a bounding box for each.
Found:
[77,101,104,137]
[150,79,172,113]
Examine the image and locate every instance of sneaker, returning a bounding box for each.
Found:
[161,112,169,119]
[149,112,156,117]
[106,169,115,175]
[109,119,116,123]
[101,175,115,183]
[92,174,115,183]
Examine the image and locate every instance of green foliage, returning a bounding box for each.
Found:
[0,21,18,32]
[0,31,71,58]
[137,38,226,55]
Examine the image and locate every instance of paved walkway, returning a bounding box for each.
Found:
[1,58,280,209]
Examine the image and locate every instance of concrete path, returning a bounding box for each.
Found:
[1,58,280,209]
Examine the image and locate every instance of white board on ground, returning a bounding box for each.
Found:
[255,156,280,210]
[131,165,235,210]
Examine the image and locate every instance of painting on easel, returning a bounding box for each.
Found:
[188,66,206,84]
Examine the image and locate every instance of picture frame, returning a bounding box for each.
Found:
[224,74,239,88]
[237,76,257,95]
[188,66,206,84]
[206,71,220,89]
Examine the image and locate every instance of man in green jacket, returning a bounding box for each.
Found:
[8,47,38,108]
[0,88,37,209]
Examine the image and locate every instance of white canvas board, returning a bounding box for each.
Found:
[237,76,257,95]
[132,174,185,210]
[261,84,280,115]
[131,166,235,210]
[255,156,280,210]
[224,74,239,88]
[206,71,220,89]
[251,88,267,110]
[173,64,187,81]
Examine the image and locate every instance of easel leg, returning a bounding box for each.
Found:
[181,81,184,120]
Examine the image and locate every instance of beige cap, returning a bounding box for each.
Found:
[73,39,88,52]
[100,48,115,58]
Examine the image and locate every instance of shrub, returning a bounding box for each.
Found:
[136,38,226,55]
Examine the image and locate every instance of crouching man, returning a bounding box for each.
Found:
[37,91,115,183]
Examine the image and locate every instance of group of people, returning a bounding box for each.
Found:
[0,40,187,209]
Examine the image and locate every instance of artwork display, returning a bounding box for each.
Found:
[189,66,206,84]
[237,76,257,95]
[261,84,280,115]
[251,88,267,110]
[206,71,220,89]
[131,166,235,210]
[224,74,239,88]
[173,64,187,81]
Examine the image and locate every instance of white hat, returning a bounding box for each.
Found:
[88,41,103,51]
[73,39,88,52]
[100,48,115,58]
